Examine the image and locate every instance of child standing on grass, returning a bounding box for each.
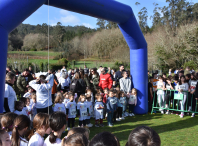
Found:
[128,88,137,116]
[116,92,123,121]
[156,76,165,114]
[63,92,70,108]
[53,92,66,114]
[120,91,127,118]
[66,93,77,131]
[77,95,90,128]
[94,94,104,127]
[85,95,93,128]
[106,90,117,127]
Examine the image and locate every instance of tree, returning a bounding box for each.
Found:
[151,3,162,28]
[106,21,118,29]
[138,7,148,34]
[53,22,66,45]
[96,19,106,30]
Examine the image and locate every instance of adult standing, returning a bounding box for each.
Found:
[61,66,67,73]
[115,65,125,86]
[4,72,17,113]
[99,67,113,90]
[78,70,87,95]
[50,69,59,103]
[58,72,70,92]
[119,71,131,94]
[89,68,99,93]
[29,66,34,74]
[84,65,89,75]
[17,69,33,97]
[29,74,54,114]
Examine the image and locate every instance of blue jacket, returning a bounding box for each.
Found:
[106,97,117,112]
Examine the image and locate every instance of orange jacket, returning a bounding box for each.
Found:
[52,79,58,94]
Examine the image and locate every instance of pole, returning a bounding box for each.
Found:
[27,56,28,67]
[84,49,85,66]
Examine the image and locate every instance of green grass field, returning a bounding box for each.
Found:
[8,51,62,57]
[62,113,198,146]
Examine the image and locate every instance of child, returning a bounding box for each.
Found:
[128,88,137,116]
[11,115,31,146]
[156,76,165,114]
[14,101,28,116]
[28,113,51,146]
[103,88,109,119]
[120,91,127,118]
[94,94,104,127]
[44,112,66,146]
[23,87,33,98]
[1,112,18,138]
[0,130,11,146]
[24,98,32,120]
[77,95,89,128]
[63,92,70,108]
[126,126,161,146]
[85,89,94,104]
[61,133,88,146]
[66,127,90,140]
[66,93,77,131]
[176,75,189,118]
[31,94,37,120]
[89,132,120,146]
[113,91,119,122]
[106,89,117,127]
[53,92,66,114]
[85,95,93,128]
[116,92,123,121]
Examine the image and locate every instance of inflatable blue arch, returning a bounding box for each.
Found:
[0,0,148,114]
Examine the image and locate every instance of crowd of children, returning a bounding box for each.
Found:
[149,67,198,118]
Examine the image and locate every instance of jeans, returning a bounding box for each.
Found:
[107,112,114,125]
[68,118,75,128]
[122,105,126,113]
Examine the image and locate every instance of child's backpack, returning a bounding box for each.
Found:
[70,79,79,93]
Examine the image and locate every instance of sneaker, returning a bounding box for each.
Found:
[87,124,92,127]
[108,124,113,127]
[119,117,122,120]
[78,125,81,127]
[121,117,125,120]
[191,113,195,117]
[161,111,164,114]
[166,111,170,115]
[132,113,135,116]
[95,124,100,127]
[100,124,104,127]
[180,114,184,118]
[116,118,121,121]
[67,127,70,131]
[129,113,133,116]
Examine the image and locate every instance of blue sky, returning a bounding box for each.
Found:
[23,0,197,28]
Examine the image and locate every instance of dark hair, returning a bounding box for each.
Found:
[89,131,120,146]
[11,115,30,146]
[179,75,186,85]
[68,127,90,140]
[95,93,102,100]
[14,101,23,111]
[49,112,66,144]
[174,75,179,81]
[62,133,88,146]
[158,75,163,80]
[126,126,160,146]
[162,73,166,77]
[109,89,114,94]
[28,86,33,91]
[39,75,46,80]
[28,113,49,140]
[190,73,197,81]
[152,73,157,78]
[119,64,124,67]
[1,112,18,132]
[185,74,191,79]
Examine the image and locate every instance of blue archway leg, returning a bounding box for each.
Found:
[119,16,148,114]
[0,28,8,113]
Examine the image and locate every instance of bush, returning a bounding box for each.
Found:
[183,61,197,70]
[39,62,44,72]
[29,48,37,51]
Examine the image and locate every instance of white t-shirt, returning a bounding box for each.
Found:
[23,92,31,98]
[66,101,77,118]
[3,83,17,112]
[156,81,165,95]
[94,101,104,120]
[14,110,28,116]
[53,103,66,114]
[44,136,61,146]
[20,137,28,146]
[77,102,88,121]
[63,99,70,108]
[189,80,198,92]
[28,133,44,146]
[58,77,70,89]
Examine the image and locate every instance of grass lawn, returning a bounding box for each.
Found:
[8,51,62,57]
[75,61,115,68]
[62,113,198,146]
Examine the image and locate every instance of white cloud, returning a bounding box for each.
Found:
[60,15,80,24]
[60,10,70,16]
[82,23,94,28]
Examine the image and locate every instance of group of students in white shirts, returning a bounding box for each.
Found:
[155,74,198,118]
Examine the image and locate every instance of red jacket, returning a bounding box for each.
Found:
[99,73,113,90]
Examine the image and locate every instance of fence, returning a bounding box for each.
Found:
[151,89,198,114]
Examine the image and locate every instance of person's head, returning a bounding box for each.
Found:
[174,75,179,83]
[162,73,167,79]
[63,66,65,69]
[104,88,109,95]
[29,66,32,71]
[113,90,119,99]
[178,71,184,77]
[166,77,172,84]
[14,101,24,111]
[148,70,150,75]
[186,66,190,71]
[84,65,87,68]
[122,71,128,78]
[185,74,191,81]
[190,73,197,80]
[95,94,103,102]
[11,115,30,146]
[28,113,50,139]
[62,133,88,146]
[69,93,74,102]
[64,92,69,99]
[0,130,11,146]
[39,75,47,83]
[67,127,90,140]
[120,91,125,97]
[75,73,80,79]
[31,93,37,103]
[179,75,186,85]
[55,92,64,104]
[25,98,30,106]
[86,89,92,95]
[149,77,153,83]
[1,113,18,132]
[126,126,160,146]
[62,72,68,79]
[89,131,120,146]
[49,112,66,144]
[158,76,163,82]
[78,94,86,103]
[28,86,33,93]
[152,73,157,79]
[132,88,137,96]
[5,72,15,85]
[6,66,12,72]
[109,89,114,98]
[119,65,124,71]
[112,69,116,74]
